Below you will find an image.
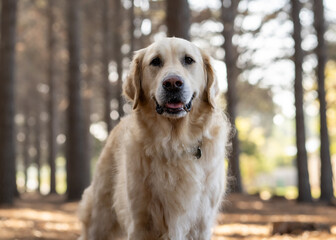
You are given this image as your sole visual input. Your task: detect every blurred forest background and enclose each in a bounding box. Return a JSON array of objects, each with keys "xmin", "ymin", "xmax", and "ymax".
[{"xmin": 0, "ymin": 0, "xmax": 336, "ymax": 206}]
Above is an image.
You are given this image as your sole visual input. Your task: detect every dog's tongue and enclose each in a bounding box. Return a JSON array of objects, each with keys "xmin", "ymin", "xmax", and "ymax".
[{"xmin": 166, "ymin": 103, "xmax": 183, "ymax": 109}]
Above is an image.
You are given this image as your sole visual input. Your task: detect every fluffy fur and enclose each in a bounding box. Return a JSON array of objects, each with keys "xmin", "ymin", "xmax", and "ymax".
[{"xmin": 78, "ymin": 37, "xmax": 230, "ymax": 240}]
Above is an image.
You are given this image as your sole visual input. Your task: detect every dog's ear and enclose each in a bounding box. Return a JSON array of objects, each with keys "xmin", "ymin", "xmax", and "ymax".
[
  {"xmin": 202, "ymin": 51, "xmax": 219, "ymax": 108},
  {"xmin": 123, "ymin": 50, "xmax": 144, "ymax": 109}
]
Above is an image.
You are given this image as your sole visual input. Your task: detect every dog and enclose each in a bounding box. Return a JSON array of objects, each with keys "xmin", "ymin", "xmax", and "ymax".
[{"xmin": 78, "ymin": 37, "xmax": 230, "ymax": 240}]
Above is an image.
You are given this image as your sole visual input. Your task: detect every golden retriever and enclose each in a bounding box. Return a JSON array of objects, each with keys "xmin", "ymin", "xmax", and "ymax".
[{"xmin": 78, "ymin": 37, "xmax": 230, "ymax": 240}]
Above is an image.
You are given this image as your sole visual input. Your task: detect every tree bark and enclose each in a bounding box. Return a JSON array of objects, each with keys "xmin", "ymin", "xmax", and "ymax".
[
  {"xmin": 102, "ymin": 0, "xmax": 112, "ymax": 132},
  {"xmin": 313, "ymin": 0, "xmax": 334, "ymax": 202},
  {"xmin": 82, "ymin": 0, "xmax": 95, "ymax": 191},
  {"xmin": 129, "ymin": 0, "xmax": 135, "ymax": 57},
  {"xmin": 34, "ymin": 111, "xmax": 41, "ymax": 193},
  {"xmin": 47, "ymin": 0, "xmax": 57, "ymax": 194},
  {"xmin": 290, "ymin": 0, "xmax": 312, "ymax": 202},
  {"xmin": 0, "ymin": 0, "xmax": 18, "ymax": 205},
  {"xmin": 23, "ymin": 110, "xmax": 30, "ymax": 192},
  {"xmin": 66, "ymin": 0, "xmax": 90, "ymax": 201},
  {"xmin": 221, "ymin": 0, "xmax": 242, "ymax": 193},
  {"xmin": 111, "ymin": 0, "xmax": 124, "ymax": 120},
  {"xmin": 166, "ymin": 0, "xmax": 190, "ymax": 40}
]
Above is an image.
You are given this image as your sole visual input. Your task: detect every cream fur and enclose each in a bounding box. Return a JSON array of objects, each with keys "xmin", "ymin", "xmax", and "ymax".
[{"xmin": 78, "ymin": 38, "xmax": 230, "ymax": 240}]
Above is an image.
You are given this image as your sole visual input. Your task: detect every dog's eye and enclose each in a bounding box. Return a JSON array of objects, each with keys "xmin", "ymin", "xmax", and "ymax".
[
  {"xmin": 150, "ymin": 57, "xmax": 162, "ymax": 67},
  {"xmin": 184, "ymin": 56, "xmax": 195, "ymax": 65}
]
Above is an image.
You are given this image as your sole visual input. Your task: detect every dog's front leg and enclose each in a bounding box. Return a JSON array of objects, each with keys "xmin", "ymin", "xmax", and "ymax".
[
  {"xmin": 128, "ymin": 230, "xmax": 157, "ymax": 240},
  {"xmin": 125, "ymin": 162, "xmax": 158, "ymax": 240},
  {"xmin": 186, "ymin": 213, "xmax": 214, "ymax": 240},
  {"xmin": 126, "ymin": 189, "xmax": 157, "ymax": 240},
  {"xmin": 187, "ymin": 188, "xmax": 223, "ymax": 240}
]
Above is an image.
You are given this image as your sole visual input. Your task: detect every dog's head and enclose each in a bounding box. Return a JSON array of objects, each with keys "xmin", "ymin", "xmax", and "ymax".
[{"xmin": 123, "ymin": 37, "xmax": 219, "ymax": 118}]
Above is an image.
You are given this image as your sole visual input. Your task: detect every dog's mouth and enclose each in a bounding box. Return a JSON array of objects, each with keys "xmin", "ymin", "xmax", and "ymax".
[{"xmin": 154, "ymin": 94, "xmax": 195, "ymax": 116}]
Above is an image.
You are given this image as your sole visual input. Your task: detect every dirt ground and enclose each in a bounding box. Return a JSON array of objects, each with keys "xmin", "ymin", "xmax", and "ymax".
[{"xmin": 0, "ymin": 193, "xmax": 336, "ymax": 240}]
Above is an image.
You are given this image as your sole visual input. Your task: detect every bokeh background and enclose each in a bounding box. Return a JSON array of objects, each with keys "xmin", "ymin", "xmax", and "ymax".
[
  {"xmin": 0, "ymin": 0, "xmax": 335, "ymax": 217},
  {"xmin": 1, "ymin": 0, "xmax": 336, "ymax": 239}
]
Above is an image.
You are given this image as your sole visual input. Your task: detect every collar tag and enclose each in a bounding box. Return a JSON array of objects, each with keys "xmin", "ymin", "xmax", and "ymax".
[{"xmin": 195, "ymin": 146, "xmax": 202, "ymax": 159}]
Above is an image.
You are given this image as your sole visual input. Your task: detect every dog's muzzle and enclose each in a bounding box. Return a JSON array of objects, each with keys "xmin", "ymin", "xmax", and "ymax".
[{"xmin": 154, "ymin": 93, "xmax": 195, "ymax": 115}]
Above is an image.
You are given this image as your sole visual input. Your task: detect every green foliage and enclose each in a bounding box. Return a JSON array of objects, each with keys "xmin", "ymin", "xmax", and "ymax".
[
  {"xmin": 326, "ymin": 61, "xmax": 336, "ymax": 155},
  {"xmin": 237, "ymin": 117, "xmax": 269, "ymax": 188},
  {"xmin": 237, "ymin": 113, "xmax": 297, "ymax": 192}
]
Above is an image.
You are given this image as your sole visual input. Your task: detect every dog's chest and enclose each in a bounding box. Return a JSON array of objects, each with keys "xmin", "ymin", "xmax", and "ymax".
[
  {"xmin": 149, "ymin": 151, "xmax": 205, "ymax": 191},
  {"xmin": 145, "ymin": 142, "xmax": 208, "ymax": 209},
  {"xmin": 143, "ymin": 138, "xmax": 209, "ymax": 190},
  {"xmin": 142, "ymin": 141, "xmax": 221, "ymax": 238}
]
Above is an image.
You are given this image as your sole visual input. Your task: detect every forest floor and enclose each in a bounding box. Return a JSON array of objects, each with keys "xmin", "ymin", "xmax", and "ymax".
[{"xmin": 0, "ymin": 193, "xmax": 336, "ymax": 240}]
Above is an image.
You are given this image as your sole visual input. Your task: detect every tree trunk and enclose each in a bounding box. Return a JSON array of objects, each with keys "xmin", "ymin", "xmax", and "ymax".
[
  {"xmin": 102, "ymin": 0, "xmax": 112, "ymax": 132},
  {"xmin": 83, "ymin": 0, "xmax": 96, "ymax": 181},
  {"xmin": 82, "ymin": 0, "xmax": 95, "ymax": 183},
  {"xmin": 0, "ymin": 0, "xmax": 18, "ymax": 205},
  {"xmin": 290, "ymin": 0, "xmax": 312, "ymax": 202},
  {"xmin": 111, "ymin": 0, "xmax": 124, "ymax": 120},
  {"xmin": 166, "ymin": 0, "xmax": 190, "ymax": 40},
  {"xmin": 34, "ymin": 112, "xmax": 41, "ymax": 193},
  {"xmin": 66, "ymin": 0, "xmax": 90, "ymax": 201},
  {"xmin": 129, "ymin": 0, "xmax": 135, "ymax": 56},
  {"xmin": 221, "ymin": 0, "xmax": 242, "ymax": 193},
  {"xmin": 47, "ymin": 0, "xmax": 57, "ymax": 194},
  {"xmin": 313, "ymin": 0, "xmax": 334, "ymax": 202},
  {"xmin": 23, "ymin": 111, "xmax": 30, "ymax": 192}
]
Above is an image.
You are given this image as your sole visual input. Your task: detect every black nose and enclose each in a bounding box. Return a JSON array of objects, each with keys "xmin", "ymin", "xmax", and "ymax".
[{"xmin": 162, "ymin": 77, "xmax": 184, "ymax": 91}]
